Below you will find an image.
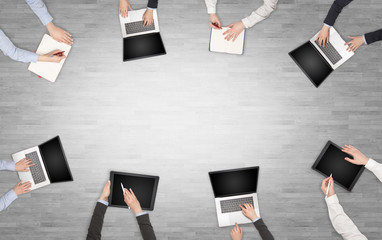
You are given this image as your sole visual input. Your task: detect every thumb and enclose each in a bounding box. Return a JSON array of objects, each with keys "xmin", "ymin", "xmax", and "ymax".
[
  {"xmin": 345, "ymin": 157, "xmax": 355, "ymax": 163},
  {"xmin": 348, "ymin": 36, "xmax": 355, "ymax": 39},
  {"xmin": 227, "ymin": 24, "xmax": 234, "ymax": 28}
]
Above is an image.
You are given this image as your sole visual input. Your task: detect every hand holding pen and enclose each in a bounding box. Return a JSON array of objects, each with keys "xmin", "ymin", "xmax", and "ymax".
[{"xmin": 321, "ymin": 175, "xmax": 335, "ymax": 198}]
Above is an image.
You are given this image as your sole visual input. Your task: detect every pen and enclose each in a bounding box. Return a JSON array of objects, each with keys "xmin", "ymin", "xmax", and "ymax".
[
  {"xmin": 211, "ymin": 22, "xmax": 222, "ymax": 29},
  {"xmin": 326, "ymin": 173, "xmax": 333, "ymax": 197},
  {"xmin": 121, "ymin": 182, "xmax": 125, "ymax": 194},
  {"xmin": 52, "ymin": 51, "xmax": 65, "ymax": 57}
]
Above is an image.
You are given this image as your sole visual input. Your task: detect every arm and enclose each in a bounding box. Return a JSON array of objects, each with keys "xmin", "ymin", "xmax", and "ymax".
[
  {"xmin": 25, "ymin": 0, "xmax": 53, "ymax": 26},
  {"xmin": 0, "ymin": 160, "xmax": 15, "ymax": 171},
  {"xmin": 364, "ymin": 29, "xmax": 382, "ymax": 45},
  {"xmin": 323, "ymin": 0, "xmax": 353, "ymax": 27},
  {"xmin": 253, "ymin": 219, "xmax": 274, "ymax": 240},
  {"xmin": 86, "ymin": 201, "xmax": 108, "ymax": 240},
  {"xmin": 147, "ymin": 0, "xmax": 158, "ymax": 9},
  {"xmin": 241, "ymin": 0, "xmax": 278, "ymax": 28},
  {"xmin": 365, "ymin": 159, "xmax": 382, "ymax": 182},
  {"xmin": 0, "ymin": 29, "xmax": 38, "ymax": 63},
  {"xmin": 0, "ymin": 190, "xmax": 18, "ymax": 212},
  {"xmin": 136, "ymin": 213, "xmax": 157, "ymax": 240},
  {"xmin": 325, "ymin": 195, "xmax": 367, "ymax": 240},
  {"xmin": 205, "ymin": 0, "xmax": 217, "ymax": 14}
]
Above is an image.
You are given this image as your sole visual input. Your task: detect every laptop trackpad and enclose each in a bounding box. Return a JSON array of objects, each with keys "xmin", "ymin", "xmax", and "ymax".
[{"xmin": 229, "ymin": 211, "xmax": 251, "ymax": 225}]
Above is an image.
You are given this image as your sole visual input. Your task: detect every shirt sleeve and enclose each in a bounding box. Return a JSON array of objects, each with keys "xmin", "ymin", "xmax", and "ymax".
[
  {"xmin": 241, "ymin": 0, "xmax": 278, "ymax": 28},
  {"xmin": 205, "ymin": 0, "xmax": 217, "ymax": 14},
  {"xmin": 25, "ymin": 0, "xmax": 53, "ymax": 26},
  {"xmin": 136, "ymin": 212, "xmax": 148, "ymax": 217},
  {"xmin": 97, "ymin": 199, "xmax": 109, "ymax": 206},
  {"xmin": 325, "ymin": 195, "xmax": 367, "ymax": 240},
  {"xmin": 365, "ymin": 158, "xmax": 382, "ymax": 182},
  {"xmin": 323, "ymin": 0, "xmax": 353, "ymax": 27},
  {"xmin": 0, "ymin": 29, "xmax": 39, "ymax": 63},
  {"xmin": 0, "ymin": 160, "xmax": 15, "ymax": 171},
  {"xmin": 0, "ymin": 190, "xmax": 18, "ymax": 212}
]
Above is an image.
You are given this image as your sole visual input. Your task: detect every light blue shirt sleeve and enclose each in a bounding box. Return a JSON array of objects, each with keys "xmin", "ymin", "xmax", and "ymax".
[
  {"xmin": 324, "ymin": 23, "xmax": 331, "ymax": 28},
  {"xmin": 0, "ymin": 190, "xmax": 18, "ymax": 212},
  {"xmin": 363, "ymin": 35, "xmax": 368, "ymax": 45},
  {"xmin": 0, "ymin": 29, "xmax": 39, "ymax": 63},
  {"xmin": 147, "ymin": 7, "xmax": 156, "ymax": 10},
  {"xmin": 252, "ymin": 217, "xmax": 261, "ymax": 223},
  {"xmin": 97, "ymin": 199, "xmax": 109, "ymax": 206},
  {"xmin": 25, "ymin": 0, "xmax": 53, "ymax": 26},
  {"xmin": 135, "ymin": 212, "xmax": 148, "ymax": 217},
  {"xmin": 0, "ymin": 160, "xmax": 15, "ymax": 171}
]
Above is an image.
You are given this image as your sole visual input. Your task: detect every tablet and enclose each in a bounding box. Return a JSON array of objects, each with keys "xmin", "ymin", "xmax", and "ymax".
[
  {"xmin": 109, "ymin": 171, "xmax": 159, "ymax": 210},
  {"xmin": 312, "ymin": 141, "xmax": 365, "ymax": 191}
]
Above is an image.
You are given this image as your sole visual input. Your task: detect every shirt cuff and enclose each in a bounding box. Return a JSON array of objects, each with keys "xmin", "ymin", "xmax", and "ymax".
[
  {"xmin": 147, "ymin": 7, "xmax": 156, "ymax": 10},
  {"xmin": 31, "ymin": 53, "xmax": 39, "ymax": 63},
  {"xmin": 41, "ymin": 15, "xmax": 54, "ymax": 27},
  {"xmin": 325, "ymin": 194, "xmax": 339, "ymax": 204},
  {"xmin": 324, "ymin": 23, "xmax": 331, "ymax": 28},
  {"xmin": 252, "ymin": 217, "xmax": 261, "ymax": 223},
  {"xmin": 207, "ymin": 7, "xmax": 216, "ymax": 14},
  {"xmin": 97, "ymin": 199, "xmax": 109, "ymax": 206},
  {"xmin": 135, "ymin": 211, "xmax": 148, "ymax": 217},
  {"xmin": 241, "ymin": 18, "xmax": 250, "ymax": 29},
  {"xmin": 362, "ymin": 34, "xmax": 368, "ymax": 45},
  {"xmin": 4, "ymin": 161, "xmax": 15, "ymax": 171},
  {"xmin": 7, "ymin": 190, "xmax": 18, "ymax": 202},
  {"xmin": 365, "ymin": 158, "xmax": 377, "ymax": 171}
]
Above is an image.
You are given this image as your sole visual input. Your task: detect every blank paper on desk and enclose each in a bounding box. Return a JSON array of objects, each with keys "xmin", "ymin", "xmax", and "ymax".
[{"xmin": 209, "ymin": 27, "xmax": 245, "ymax": 55}]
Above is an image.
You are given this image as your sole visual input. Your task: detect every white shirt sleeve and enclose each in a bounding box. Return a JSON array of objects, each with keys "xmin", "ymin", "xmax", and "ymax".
[
  {"xmin": 325, "ymin": 195, "xmax": 368, "ymax": 240},
  {"xmin": 241, "ymin": 0, "xmax": 278, "ymax": 28},
  {"xmin": 365, "ymin": 159, "xmax": 382, "ymax": 182},
  {"xmin": 205, "ymin": 0, "xmax": 217, "ymax": 14}
]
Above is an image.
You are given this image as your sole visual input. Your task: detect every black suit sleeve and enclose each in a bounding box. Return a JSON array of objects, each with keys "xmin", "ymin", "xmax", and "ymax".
[
  {"xmin": 86, "ymin": 202, "xmax": 108, "ymax": 240},
  {"xmin": 136, "ymin": 214, "xmax": 157, "ymax": 240},
  {"xmin": 253, "ymin": 218, "xmax": 274, "ymax": 240},
  {"xmin": 365, "ymin": 29, "xmax": 382, "ymax": 44},
  {"xmin": 147, "ymin": 0, "xmax": 158, "ymax": 9},
  {"xmin": 323, "ymin": 0, "xmax": 353, "ymax": 26}
]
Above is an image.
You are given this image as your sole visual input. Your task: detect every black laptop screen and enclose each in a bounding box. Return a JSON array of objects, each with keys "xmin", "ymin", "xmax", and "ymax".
[
  {"xmin": 312, "ymin": 141, "xmax": 364, "ymax": 191},
  {"xmin": 209, "ymin": 167, "xmax": 259, "ymax": 198},
  {"xmin": 39, "ymin": 136, "xmax": 73, "ymax": 183},
  {"xmin": 289, "ymin": 41, "xmax": 333, "ymax": 87},
  {"xmin": 123, "ymin": 33, "xmax": 166, "ymax": 61}
]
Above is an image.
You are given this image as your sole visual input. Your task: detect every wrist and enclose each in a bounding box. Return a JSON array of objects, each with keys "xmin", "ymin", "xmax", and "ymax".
[
  {"xmin": 363, "ymin": 157, "xmax": 369, "ymax": 165},
  {"xmin": 99, "ymin": 195, "xmax": 108, "ymax": 201},
  {"xmin": 132, "ymin": 207, "xmax": 142, "ymax": 215},
  {"xmin": 46, "ymin": 22, "xmax": 55, "ymax": 32}
]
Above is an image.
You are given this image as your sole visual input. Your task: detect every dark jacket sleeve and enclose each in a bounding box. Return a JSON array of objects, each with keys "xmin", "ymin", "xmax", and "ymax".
[
  {"xmin": 365, "ymin": 29, "xmax": 382, "ymax": 45},
  {"xmin": 86, "ymin": 202, "xmax": 108, "ymax": 240},
  {"xmin": 323, "ymin": 0, "xmax": 353, "ymax": 26},
  {"xmin": 147, "ymin": 0, "xmax": 158, "ymax": 9},
  {"xmin": 136, "ymin": 214, "xmax": 157, "ymax": 240},
  {"xmin": 253, "ymin": 218, "xmax": 274, "ymax": 240}
]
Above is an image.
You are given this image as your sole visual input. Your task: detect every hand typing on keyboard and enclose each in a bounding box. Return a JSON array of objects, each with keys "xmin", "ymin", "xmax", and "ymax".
[
  {"xmin": 317, "ymin": 25, "xmax": 330, "ymax": 47},
  {"xmin": 15, "ymin": 158, "xmax": 34, "ymax": 172},
  {"xmin": 13, "ymin": 181, "xmax": 32, "ymax": 195},
  {"xmin": 240, "ymin": 203, "xmax": 258, "ymax": 221},
  {"xmin": 143, "ymin": 9, "xmax": 154, "ymax": 26}
]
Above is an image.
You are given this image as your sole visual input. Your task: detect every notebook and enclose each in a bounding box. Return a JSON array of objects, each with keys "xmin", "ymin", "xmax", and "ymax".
[
  {"xmin": 209, "ymin": 27, "xmax": 245, "ymax": 55},
  {"xmin": 28, "ymin": 34, "xmax": 71, "ymax": 82}
]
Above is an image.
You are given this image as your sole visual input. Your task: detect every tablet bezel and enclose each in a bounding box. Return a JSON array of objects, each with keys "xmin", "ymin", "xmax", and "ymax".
[
  {"xmin": 109, "ymin": 171, "xmax": 159, "ymax": 210},
  {"xmin": 312, "ymin": 140, "xmax": 365, "ymax": 191}
]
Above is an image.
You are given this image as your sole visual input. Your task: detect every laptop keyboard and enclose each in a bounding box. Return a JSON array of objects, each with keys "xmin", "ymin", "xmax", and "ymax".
[
  {"xmin": 25, "ymin": 151, "xmax": 46, "ymax": 185},
  {"xmin": 220, "ymin": 197, "xmax": 254, "ymax": 214},
  {"xmin": 125, "ymin": 21, "xmax": 155, "ymax": 35},
  {"xmin": 314, "ymin": 40, "xmax": 342, "ymax": 65}
]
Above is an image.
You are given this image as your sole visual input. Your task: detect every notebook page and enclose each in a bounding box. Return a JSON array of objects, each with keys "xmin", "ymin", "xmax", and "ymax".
[{"xmin": 209, "ymin": 27, "xmax": 245, "ymax": 55}]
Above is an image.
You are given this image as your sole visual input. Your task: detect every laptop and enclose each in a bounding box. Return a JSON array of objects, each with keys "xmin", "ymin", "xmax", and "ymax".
[
  {"xmin": 12, "ymin": 136, "xmax": 73, "ymax": 191},
  {"xmin": 289, "ymin": 27, "xmax": 354, "ymax": 87},
  {"xmin": 312, "ymin": 141, "xmax": 365, "ymax": 191},
  {"xmin": 119, "ymin": 9, "xmax": 166, "ymax": 61},
  {"xmin": 209, "ymin": 27, "xmax": 245, "ymax": 55},
  {"xmin": 209, "ymin": 166, "xmax": 260, "ymax": 227},
  {"xmin": 109, "ymin": 171, "xmax": 159, "ymax": 210},
  {"xmin": 28, "ymin": 34, "xmax": 71, "ymax": 82}
]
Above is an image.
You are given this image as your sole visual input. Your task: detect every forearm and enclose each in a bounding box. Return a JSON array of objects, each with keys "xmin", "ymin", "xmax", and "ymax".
[
  {"xmin": 147, "ymin": 0, "xmax": 158, "ymax": 9},
  {"xmin": 253, "ymin": 218, "xmax": 274, "ymax": 240},
  {"xmin": 136, "ymin": 214, "xmax": 157, "ymax": 240},
  {"xmin": 25, "ymin": 0, "xmax": 53, "ymax": 26},
  {"xmin": 205, "ymin": 0, "xmax": 217, "ymax": 14},
  {"xmin": 325, "ymin": 195, "xmax": 367, "ymax": 240},
  {"xmin": 364, "ymin": 29, "xmax": 382, "ymax": 45},
  {"xmin": 86, "ymin": 201, "xmax": 108, "ymax": 240},
  {"xmin": 365, "ymin": 158, "xmax": 382, "ymax": 182},
  {"xmin": 241, "ymin": 0, "xmax": 278, "ymax": 28},
  {"xmin": 0, "ymin": 30, "xmax": 38, "ymax": 63},
  {"xmin": 0, "ymin": 190, "xmax": 18, "ymax": 212},
  {"xmin": 323, "ymin": 0, "xmax": 353, "ymax": 26}
]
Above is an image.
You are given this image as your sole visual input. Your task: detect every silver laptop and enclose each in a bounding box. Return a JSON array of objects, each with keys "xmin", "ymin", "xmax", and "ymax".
[
  {"xmin": 12, "ymin": 136, "xmax": 73, "ymax": 191},
  {"xmin": 119, "ymin": 8, "xmax": 160, "ymax": 38},
  {"xmin": 209, "ymin": 166, "xmax": 260, "ymax": 227}
]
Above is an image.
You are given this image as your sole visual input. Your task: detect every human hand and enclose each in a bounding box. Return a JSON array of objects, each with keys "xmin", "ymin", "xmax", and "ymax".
[
  {"xmin": 99, "ymin": 180, "xmax": 111, "ymax": 201},
  {"xmin": 223, "ymin": 22, "xmax": 245, "ymax": 42},
  {"xmin": 123, "ymin": 188, "xmax": 142, "ymax": 215},
  {"xmin": 230, "ymin": 223, "xmax": 243, "ymax": 240},
  {"xmin": 209, "ymin": 13, "xmax": 221, "ymax": 29},
  {"xmin": 13, "ymin": 181, "xmax": 32, "ymax": 195},
  {"xmin": 38, "ymin": 50, "xmax": 66, "ymax": 63},
  {"xmin": 119, "ymin": 0, "xmax": 132, "ymax": 18},
  {"xmin": 240, "ymin": 203, "xmax": 258, "ymax": 221},
  {"xmin": 342, "ymin": 145, "xmax": 369, "ymax": 165},
  {"xmin": 46, "ymin": 22, "xmax": 72, "ymax": 45},
  {"xmin": 143, "ymin": 9, "xmax": 154, "ymax": 26},
  {"xmin": 15, "ymin": 158, "xmax": 34, "ymax": 172},
  {"xmin": 317, "ymin": 25, "xmax": 330, "ymax": 47},
  {"xmin": 321, "ymin": 176, "xmax": 335, "ymax": 197},
  {"xmin": 345, "ymin": 36, "xmax": 364, "ymax": 52}
]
